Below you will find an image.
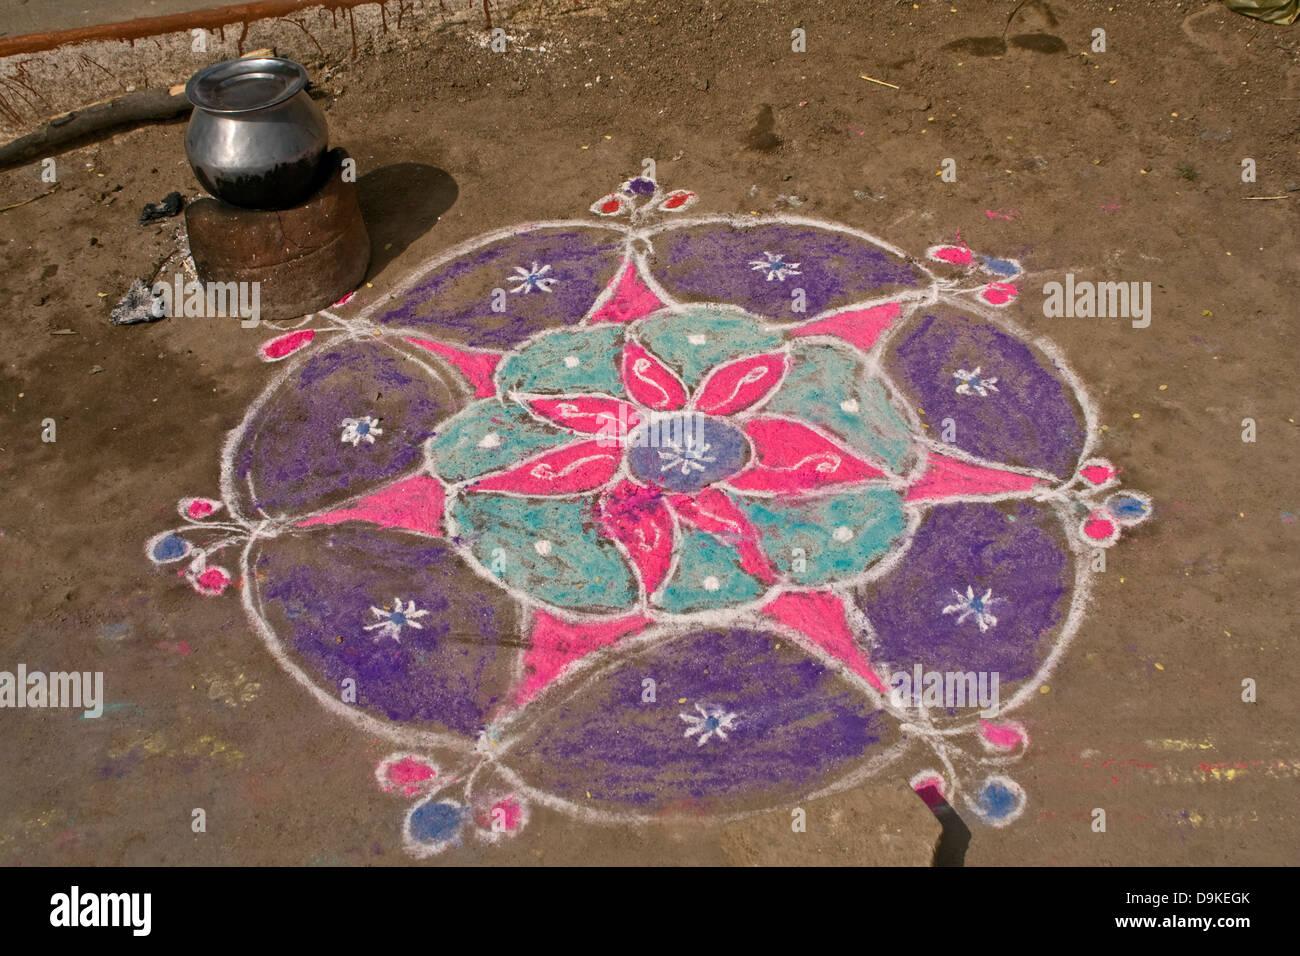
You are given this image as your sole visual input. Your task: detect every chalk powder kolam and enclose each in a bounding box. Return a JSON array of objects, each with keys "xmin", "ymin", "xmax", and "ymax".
[{"xmin": 146, "ymin": 177, "xmax": 1151, "ymax": 856}]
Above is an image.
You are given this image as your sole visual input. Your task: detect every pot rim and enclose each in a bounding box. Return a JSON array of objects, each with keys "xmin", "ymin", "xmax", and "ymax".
[{"xmin": 185, "ymin": 57, "xmax": 310, "ymax": 114}]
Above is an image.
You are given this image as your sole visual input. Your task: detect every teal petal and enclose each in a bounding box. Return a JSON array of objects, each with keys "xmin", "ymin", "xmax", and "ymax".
[
  {"xmin": 428, "ymin": 400, "xmax": 569, "ymax": 484},
  {"xmin": 655, "ymin": 529, "xmax": 764, "ymax": 614},
  {"xmin": 449, "ymin": 494, "xmax": 637, "ymax": 612},
  {"xmin": 764, "ymin": 341, "xmax": 916, "ymax": 473},
  {"xmin": 635, "ymin": 307, "xmax": 784, "ymax": 388},
  {"xmin": 735, "ymin": 488, "xmax": 908, "ymax": 587},
  {"xmin": 496, "ymin": 326, "xmax": 626, "ymax": 397}
]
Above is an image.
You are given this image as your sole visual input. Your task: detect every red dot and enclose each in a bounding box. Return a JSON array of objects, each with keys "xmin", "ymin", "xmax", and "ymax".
[{"xmin": 601, "ymin": 199, "xmax": 621, "ymax": 214}]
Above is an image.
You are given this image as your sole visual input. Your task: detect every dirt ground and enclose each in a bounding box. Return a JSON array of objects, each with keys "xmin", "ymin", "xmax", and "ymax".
[{"xmin": 0, "ymin": 0, "xmax": 1297, "ymax": 866}]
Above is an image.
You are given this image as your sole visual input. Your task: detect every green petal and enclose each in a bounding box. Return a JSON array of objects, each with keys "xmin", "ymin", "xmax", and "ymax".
[
  {"xmin": 764, "ymin": 341, "xmax": 916, "ymax": 473},
  {"xmin": 735, "ymin": 488, "xmax": 907, "ymax": 587},
  {"xmin": 427, "ymin": 399, "xmax": 570, "ymax": 484},
  {"xmin": 450, "ymin": 494, "xmax": 637, "ymax": 612},
  {"xmin": 496, "ymin": 326, "xmax": 626, "ymax": 397},
  {"xmin": 655, "ymin": 528, "xmax": 764, "ymax": 614},
  {"xmin": 635, "ymin": 307, "xmax": 784, "ymax": 388}
]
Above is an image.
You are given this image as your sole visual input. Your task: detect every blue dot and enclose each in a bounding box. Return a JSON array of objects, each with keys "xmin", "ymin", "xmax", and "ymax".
[
  {"xmin": 409, "ymin": 801, "xmax": 463, "ymax": 845},
  {"xmin": 976, "ymin": 780, "xmax": 1021, "ymax": 820},
  {"xmin": 1108, "ymin": 496, "xmax": 1149, "ymax": 520},
  {"xmin": 704, "ymin": 716, "xmax": 720, "ymax": 732},
  {"xmin": 979, "ymin": 255, "xmax": 1019, "ymax": 277},
  {"xmin": 152, "ymin": 534, "xmax": 189, "ymax": 562},
  {"xmin": 626, "ymin": 414, "xmax": 749, "ymax": 492},
  {"xmin": 390, "ymin": 611, "xmax": 407, "ymax": 626},
  {"xmin": 356, "ymin": 421, "xmax": 370, "ymax": 435}
]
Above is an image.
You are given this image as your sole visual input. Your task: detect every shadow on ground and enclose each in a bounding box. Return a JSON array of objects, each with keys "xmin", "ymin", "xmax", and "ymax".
[{"xmin": 356, "ymin": 163, "xmax": 457, "ymax": 278}]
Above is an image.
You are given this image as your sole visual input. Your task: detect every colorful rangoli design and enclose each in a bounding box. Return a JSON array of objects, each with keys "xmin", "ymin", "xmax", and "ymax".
[{"xmin": 146, "ymin": 177, "xmax": 1152, "ymax": 856}]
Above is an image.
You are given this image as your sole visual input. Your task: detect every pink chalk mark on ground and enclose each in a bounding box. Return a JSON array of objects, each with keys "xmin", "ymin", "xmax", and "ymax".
[
  {"xmin": 669, "ymin": 488, "xmax": 776, "ymax": 585},
  {"xmin": 155, "ymin": 640, "xmax": 193, "ymax": 656},
  {"xmin": 475, "ymin": 796, "xmax": 526, "ymax": 831},
  {"xmin": 730, "ymin": 418, "xmax": 885, "ymax": 493},
  {"xmin": 905, "ymin": 452, "xmax": 1042, "ymax": 501},
  {"xmin": 931, "ymin": 246, "xmax": 974, "ymax": 266},
  {"xmin": 1084, "ymin": 513, "xmax": 1117, "ymax": 541},
  {"xmin": 516, "ymin": 610, "xmax": 652, "ymax": 705},
  {"xmin": 693, "ymin": 352, "xmax": 788, "ymax": 415},
  {"xmin": 790, "ymin": 300, "xmax": 902, "ymax": 351},
  {"xmin": 982, "ymin": 281, "xmax": 1018, "ymax": 305},
  {"xmin": 406, "ymin": 338, "xmax": 502, "ymax": 398},
  {"xmin": 298, "ymin": 475, "xmax": 446, "ymax": 536},
  {"xmin": 383, "ymin": 756, "xmax": 438, "ymax": 796},
  {"xmin": 185, "ymin": 498, "xmax": 217, "ymax": 519},
  {"xmin": 260, "ymin": 328, "xmax": 316, "ymax": 361},
  {"xmin": 470, "ymin": 440, "xmax": 621, "ymax": 495},
  {"xmin": 1080, "ymin": 463, "xmax": 1116, "ymax": 485},
  {"xmin": 622, "ymin": 341, "xmax": 688, "ymax": 410},
  {"xmin": 762, "ymin": 590, "xmax": 888, "ymax": 692},
  {"xmin": 980, "ymin": 720, "xmax": 1027, "ymax": 751},
  {"xmin": 191, "ymin": 566, "xmax": 230, "ymax": 596},
  {"xmin": 985, "ymin": 209, "xmax": 1021, "ymax": 221},
  {"xmin": 589, "ymin": 260, "xmax": 664, "ymax": 324}
]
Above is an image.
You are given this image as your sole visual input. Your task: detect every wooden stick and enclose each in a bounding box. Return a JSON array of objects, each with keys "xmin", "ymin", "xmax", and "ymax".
[{"xmin": 859, "ymin": 74, "xmax": 900, "ymax": 90}]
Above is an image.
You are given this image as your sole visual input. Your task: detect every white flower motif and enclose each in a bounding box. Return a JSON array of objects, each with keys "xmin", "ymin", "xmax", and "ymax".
[
  {"xmin": 941, "ymin": 585, "xmax": 1003, "ymax": 632},
  {"xmin": 748, "ymin": 251, "xmax": 802, "ymax": 282},
  {"xmin": 657, "ymin": 432, "xmax": 717, "ymax": 476},
  {"xmin": 509, "ymin": 262, "xmax": 557, "ymax": 293},
  {"xmin": 680, "ymin": 703, "xmax": 739, "ymax": 747},
  {"xmin": 954, "ymin": 367, "xmax": 999, "ymax": 397},
  {"xmin": 364, "ymin": 597, "xmax": 429, "ymax": 643},
  {"xmin": 341, "ymin": 416, "xmax": 383, "ymax": 446}
]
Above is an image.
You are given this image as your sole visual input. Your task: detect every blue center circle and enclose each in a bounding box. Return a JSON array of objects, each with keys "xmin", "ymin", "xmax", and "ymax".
[{"xmin": 626, "ymin": 413, "xmax": 750, "ymax": 493}]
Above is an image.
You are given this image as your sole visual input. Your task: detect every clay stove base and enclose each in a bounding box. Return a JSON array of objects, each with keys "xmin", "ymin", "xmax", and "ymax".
[{"xmin": 185, "ymin": 147, "xmax": 369, "ymax": 322}]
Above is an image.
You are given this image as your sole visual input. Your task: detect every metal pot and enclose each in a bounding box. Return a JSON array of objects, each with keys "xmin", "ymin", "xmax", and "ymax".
[{"xmin": 184, "ymin": 57, "xmax": 328, "ymax": 210}]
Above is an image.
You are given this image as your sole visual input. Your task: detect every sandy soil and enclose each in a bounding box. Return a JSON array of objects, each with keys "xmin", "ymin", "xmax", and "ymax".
[{"xmin": 0, "ymin": 0, "xmax": 1297, "ymax": 865}]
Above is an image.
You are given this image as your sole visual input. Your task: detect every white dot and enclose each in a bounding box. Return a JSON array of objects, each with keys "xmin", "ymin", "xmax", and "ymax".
[
  {"xmin": 687, "ymin": 334, "xmax": 708, "ymax": 345},
  {"xmin": 702, "ymin": 575, "xmax": 721, "ymax": 591},
  {"xmin": 477, "ymin": 431, "xmax": 502, "ymax": 449},
  {"xmin": 840, "ymin": 399, "xmax": 860, "ymax": 414},
  {"xmin": 833, "ymin": 526, "xmax": 854, "ymax": 542},
  {"xmin": 563, "ymin": 355, "xmax": 581, "ymax": 368},
  {"xmin": 534, "ymin": 540, "xmax": 553, "ymax": 556}
]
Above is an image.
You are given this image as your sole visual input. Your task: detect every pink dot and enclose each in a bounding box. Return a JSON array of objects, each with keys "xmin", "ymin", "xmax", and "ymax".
[
  {"xmin": 1080, "ymin": 465, "xmax": 1114, "ymax": 485},
  {"xmin": 1084, "ymin": 515, "xmax": 1116, "ymax": 540},
  {"xmin": 933, "ymin": 245, "xmax": 973, "ymax": 265},
  {"xmin": 196, "ymin": 568, "xmax": 229, "ymax": 593},
  {"xmin": 188, "ymin": 500, "xmax": 214, "ymax": 519}
]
